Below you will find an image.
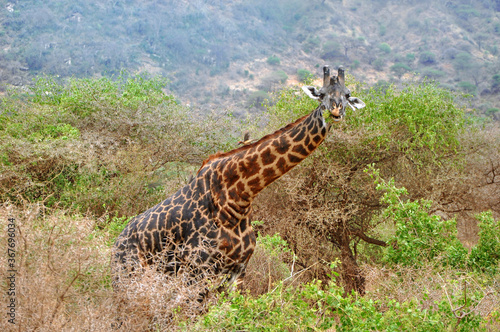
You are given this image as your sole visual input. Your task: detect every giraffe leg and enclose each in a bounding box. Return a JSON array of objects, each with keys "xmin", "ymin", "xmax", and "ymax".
[{"xmin": 232, "ymin": 267, "xmax": 247, "ymax": 291}]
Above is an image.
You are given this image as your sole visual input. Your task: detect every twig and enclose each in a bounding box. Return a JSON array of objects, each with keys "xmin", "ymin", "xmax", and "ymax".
[
  {"xmin": 438, "ymin": 273, "xmax": 495, "ymax": 332},
  {"xmin": 268, "ymin": 259, "xmax": 272, "ymax": 293},
  {"xmin": 269, "ymin": 261, "xmax": 321, "ymax": 294},
  {"xmin": 47, "ymin": 260, "xmax": 83, "ymax": 328}
]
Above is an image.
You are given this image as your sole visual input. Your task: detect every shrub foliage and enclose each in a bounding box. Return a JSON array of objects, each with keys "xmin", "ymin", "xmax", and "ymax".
[
  {"xmin": 1, "ymin": 74, "xmax": 498, "ymax": 330},
  {"xmin": 0, "ymin": 74, "xmax": 236, "ymax": 216}
]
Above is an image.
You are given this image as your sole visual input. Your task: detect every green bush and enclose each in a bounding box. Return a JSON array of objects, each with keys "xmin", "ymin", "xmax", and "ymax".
[
  {"xmin": 257, "ymin": 232, "xmax": 291, "ymax": 256},
  {"xmin": 321, "ymin": 41, "xmax": 342, "ymax": 59},
  {"xmin": 0, "ymin": 74, "xmax": 236, "ymax": 216},
  {"xmin": 264, "ymin": 85, "xmax": 319, "ymax": 128},
  {"xmin": 468, "ymin": 212, "xmax": 500, "ymax": 274},
  {"xmin": 457, "ymin": 81, "xmax": 476, "ymax": 95},
  {"xmin": 247, "ymin": 90, "xmax": 269, "ymax": 108},
  {"xmin": 367, "ymin": 166, "xmax": 500, "ymax": 274},
  {"xmin": 420, "ymin": 68, "xmax": 446, "ymax": 79},
  {"xmin": 453, "ymin": 52, "xmax": 473, "ymax": 72},
  {"xmin": 379, "ymin": 42, "xmax": 391, "ymax": 54},
  {"xmin": 270, "ymin": 70, "xmax": 288, "ymax": 84},
  {"xmin": 366, "ymin": 166, "xmax": 468, "ymax": 268},
  {"xmin": 390, "ymin": 63, "xmax": 411, "ymax": 78},
  {"xmin": 351, "ymin": 81, "xmax": 468, "ymax": 166},
  {"xmin": 0, "ymin": 107, "xmax": 80, "ymax": 143},
  {"xmin": 373, "ymin": 58, "xmax": 385, "ymax": 71},
  {"xmin": 29, "ymin": 73, "xmax": 175, "ymax": 118},
  {"xmin": 419, "ymin": 51, "xmax": 437, "ymax": 65},
  {"xmin": 406, "ymin": 53, "xmax": 416, "ymax": 62},
  {"xmin": 266, "ymin": 55, "xmax": 281, "ymax": 66},
  {"xmin": 193, "ymin": 279, "xmax": 485, "ymax": 331},
  {"xmin": 296, "ymin": 68, "xmax": 313, "ymax": 82}
]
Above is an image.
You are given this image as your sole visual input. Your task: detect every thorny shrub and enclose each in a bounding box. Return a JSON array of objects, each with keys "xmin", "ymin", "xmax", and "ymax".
[
  {"xmin": 0, "ymin": 202, "xmax": 217, "ymax": 331},
  {"xmin": 1, "ymin": 201, "xmax": 497, "ymax": 331},
  {"xmin": 0, "ymin": 202, "xmax": 115, "ymax": 331},
  {"xmin": 0, "ymin": 74, "xmax": 237, "ymax": 217},
  {"xmin": 111, "ymin": 261, "xmax": 219, "ymax": 331},
  {"xmin": 252, "ymin": 77, "xmax": 498, "ymax": 295},
  {"xmin": 242, "ymin": 227, "xmax": 294, "ymax": 296}
]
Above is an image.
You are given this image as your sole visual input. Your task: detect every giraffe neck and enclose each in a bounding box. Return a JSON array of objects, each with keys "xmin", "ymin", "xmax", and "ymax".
[
  {"xmin": 245, "ymin": 107, "xmax": 329, "ymax": 193},
  {"xmin": 198, "ymin": 107, "xmax": 329, "ymax": 223}
]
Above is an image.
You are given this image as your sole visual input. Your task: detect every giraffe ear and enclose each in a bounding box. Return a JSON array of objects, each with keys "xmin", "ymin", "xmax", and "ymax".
[
  {"xmin": 347, "ymin": 97, "xmax": 366, "ymax": 110},
  {"xmin": 302, "ymin": 86, "xmax": 321, "ymax": 100}
]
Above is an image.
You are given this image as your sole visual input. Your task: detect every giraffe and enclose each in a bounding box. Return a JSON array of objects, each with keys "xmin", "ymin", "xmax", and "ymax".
[{"xmin": 111, "ymin": 66, "xmax": 365, "ymax": 295}]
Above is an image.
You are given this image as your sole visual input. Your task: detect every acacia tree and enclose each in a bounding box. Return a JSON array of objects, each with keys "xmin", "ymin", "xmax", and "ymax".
[
  {"xmin": 252, "ymin": 78, "xmax": 496, "ymax": 295},
  {"xmin": 390, "ymin": 63, "xmax": 411, "ymax": 79}
]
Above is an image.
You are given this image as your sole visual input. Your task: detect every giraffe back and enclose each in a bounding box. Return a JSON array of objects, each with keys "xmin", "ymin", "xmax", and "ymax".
[{"xmin": 111, "ymin": 162, "xmax": 256, "ymax": 291}]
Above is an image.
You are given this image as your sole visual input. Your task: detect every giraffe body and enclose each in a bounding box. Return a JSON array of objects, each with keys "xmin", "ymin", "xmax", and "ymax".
[{"xmin": 111, "ymin": 66, "xmax": 365, "ymax": 292}]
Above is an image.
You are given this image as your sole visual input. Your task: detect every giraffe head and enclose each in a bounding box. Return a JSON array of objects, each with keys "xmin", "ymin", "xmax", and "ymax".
[{"xmin": 302, "ymin": 66, "xmax": 365, "ymax": 122}]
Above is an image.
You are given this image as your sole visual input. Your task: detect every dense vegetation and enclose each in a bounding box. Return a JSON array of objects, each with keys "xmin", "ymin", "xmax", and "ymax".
[
  {"xmin": 1, "ymin": 0, "xmax": 500, "ymax": 118},
  {"xmin": 0, "ymin": 74, "xmax": 498, "ymax": 330},
  {"xmin": 0, "ymin": 73, "xmax": 237, "ymax": 217}
]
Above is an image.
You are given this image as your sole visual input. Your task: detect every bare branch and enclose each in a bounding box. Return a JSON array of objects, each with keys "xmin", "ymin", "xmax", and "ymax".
[{"xmin": 353, "ymin": 230, "xmax": 387, "ymax": 247}]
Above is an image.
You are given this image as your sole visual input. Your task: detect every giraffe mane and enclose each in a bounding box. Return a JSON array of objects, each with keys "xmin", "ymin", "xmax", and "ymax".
[{"xmin": 197, "ymin": 112, "xmax": 311, "ymax": 174}]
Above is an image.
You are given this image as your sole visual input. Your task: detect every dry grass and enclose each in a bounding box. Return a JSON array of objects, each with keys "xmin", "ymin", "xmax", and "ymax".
[
  {"xmin": 0, "ymin": 202, "xmax": 217, "ymax": 332},
  {"xmin": 242, "ymin": 238, "xmax": 294, "ymax": 297},
  {"xmin": 111, "ymin": 267, "xmax": 218, "ymax": 331},
  {"xmin": 0, "ymin": 202, "xmax": 112, "ymax": 331}
]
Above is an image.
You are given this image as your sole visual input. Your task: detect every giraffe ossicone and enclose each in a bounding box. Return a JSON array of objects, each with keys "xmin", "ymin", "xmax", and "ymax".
[{"xmin": 111, "ymin": 65, "xmax": 365, "ymax": 296}]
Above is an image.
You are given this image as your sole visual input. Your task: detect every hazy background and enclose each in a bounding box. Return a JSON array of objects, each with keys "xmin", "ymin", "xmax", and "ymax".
[{"xmin": 2, "ymin": 0, "xmax": 500, "ymax": 118}]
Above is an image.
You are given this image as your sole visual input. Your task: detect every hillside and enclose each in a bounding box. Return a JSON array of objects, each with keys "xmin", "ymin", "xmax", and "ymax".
[{"xmin": 1, "ymin": 0, "xmax": 500, "ymax": 118}]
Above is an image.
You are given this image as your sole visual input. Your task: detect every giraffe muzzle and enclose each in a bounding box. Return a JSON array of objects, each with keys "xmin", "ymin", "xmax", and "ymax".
[{"xmin": 330, "ymin": 109, "xmax": 343, "ymax": 121}]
